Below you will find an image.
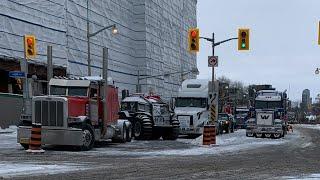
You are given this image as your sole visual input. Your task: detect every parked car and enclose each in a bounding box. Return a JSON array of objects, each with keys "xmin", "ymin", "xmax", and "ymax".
[{"xmin": 218, "ymin": 113, "xmax": 235, "ymax": 134}]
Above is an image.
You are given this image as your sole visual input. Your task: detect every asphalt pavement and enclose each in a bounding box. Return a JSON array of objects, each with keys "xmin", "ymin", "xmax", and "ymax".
[{"xmin": 0, "ymin": 126, "xmax": 319, "ymax": 180}]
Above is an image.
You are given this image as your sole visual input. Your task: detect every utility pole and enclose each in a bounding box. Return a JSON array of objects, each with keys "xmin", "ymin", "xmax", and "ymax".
[
  {"xmin": 102, "ymin": 47, "xmax": 108, "ymax": 136},
  {"xmin": 47, "ymin": 45, "xmax": 53, "ymax": 94},
  {"xmin": 211, "ymin": 33, "xmax": 215, "ymax": 98},
  {"xmin": 87, "ymin": 0, "xmax": 91, "ymax": 76}
]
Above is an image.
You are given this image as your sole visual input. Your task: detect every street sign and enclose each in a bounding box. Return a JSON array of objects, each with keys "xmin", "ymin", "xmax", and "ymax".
[
  {"xmin": 9, "ymin": 71, "xmax": 26, "ymax": 78},
  {"xmin": 208, "ymin": 56, "xmax": 218, "ymax": 67}
]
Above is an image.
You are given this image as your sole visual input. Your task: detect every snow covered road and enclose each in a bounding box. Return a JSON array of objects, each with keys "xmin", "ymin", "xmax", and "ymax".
[{"xmin": 0, "ymin": 125, "xmax": 319, "ymax": 179}]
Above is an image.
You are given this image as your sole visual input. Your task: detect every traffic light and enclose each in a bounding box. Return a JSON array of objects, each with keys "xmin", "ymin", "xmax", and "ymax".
[
  {"xmin": 238, "ymin": 29, "xmax": 250, "ymax": 50},
  {"xmin": 188, "ymin": 28, "xmax": 199, "ymax": 52},
  {"xmin": 24, "ymin": 35, "xmax": 37, "ymax": 59}
]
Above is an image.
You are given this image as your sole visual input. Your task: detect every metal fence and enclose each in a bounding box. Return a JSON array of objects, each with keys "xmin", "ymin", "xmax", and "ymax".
[{"xmin": 0, "ymin": 93, "xmax": 23, "ymax": 128}]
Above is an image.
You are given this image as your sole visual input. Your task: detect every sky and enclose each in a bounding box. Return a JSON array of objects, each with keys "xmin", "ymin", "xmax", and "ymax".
[{"xmin": 197, "ymin": 0, "xmax": 320, "ymax": 102}]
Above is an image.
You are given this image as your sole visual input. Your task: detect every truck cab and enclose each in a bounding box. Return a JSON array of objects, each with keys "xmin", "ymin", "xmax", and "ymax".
[
  {"xmin": 18, "ymin": 76, "xmax": 131, "ymax": 150},
  {"xmin": 249, "ymin": 90, "xmax": 287, "ymax": 138},
  {"xmin": 174, "ymin": 79, "xmax": 210, "ymax": 138}
]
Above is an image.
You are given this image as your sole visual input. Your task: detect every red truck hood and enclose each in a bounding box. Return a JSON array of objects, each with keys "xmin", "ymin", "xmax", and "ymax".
[{"xmin": 67, "ymin": 96, "xmax": 89, "ymax": 117}]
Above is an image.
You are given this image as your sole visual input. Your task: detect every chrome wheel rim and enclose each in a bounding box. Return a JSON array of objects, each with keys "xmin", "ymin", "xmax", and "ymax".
[{"xmin": 82, "ymin": 129, "xmax": 92, "ymax": 147}]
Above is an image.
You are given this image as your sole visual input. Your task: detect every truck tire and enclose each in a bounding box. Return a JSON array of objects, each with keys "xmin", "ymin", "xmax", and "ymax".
[
  {"xmin": 255, "ymin": 133, "xmax": 263, "ymax": 138},
  {"xmin": 246, "ymin": 132, "xmax": 254, "ymax": 137},
  {"xmin": 273, "ymin": 133, "xmax": 281, "ymax": 139},
  {"xmin": 265, "ymin": 133, "xmax": 272, "ymax": 138},
  {"xmin": 133, "ymin": 115, "xmax": 152, "ymax": 140},
  {"xmin": 80, "ymin": 124, "xmax": 95, "ymax": 151}
]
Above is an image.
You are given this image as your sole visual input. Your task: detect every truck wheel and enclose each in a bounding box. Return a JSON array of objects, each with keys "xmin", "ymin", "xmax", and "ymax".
[
  {"xmin": 273, "ymin": 133, "xmax": 281, "ymax": 139},
  {"xmin": 265, "ymin": 133, "xmax": 272, "ymax": 138},
  {"xmin": 246, "ymin": 132, "xmax": 254, "ymax": 137},
  {"xmin": 80, "ymin": 124, "xmax": 95, "ymax": 151},
  {"xmin": 134, "ymin": 115, "xmax": 152, "ymax": 140},
  {"xmin": 255, "ymin": 133, "xmax": 263, "ymax": 138}
]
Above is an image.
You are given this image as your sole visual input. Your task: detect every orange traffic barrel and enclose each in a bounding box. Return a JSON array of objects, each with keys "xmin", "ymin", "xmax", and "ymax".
[
  {"xmin": 203, "ymin": 125, "xmax": 212, "ymax": 145},
  {"xmin": 26, "ymin": 123, "xmax": 44, "ymax": 153},
  {"xmin": 210, "ymin": 125, "xmax": 216, "ymax": 145}
]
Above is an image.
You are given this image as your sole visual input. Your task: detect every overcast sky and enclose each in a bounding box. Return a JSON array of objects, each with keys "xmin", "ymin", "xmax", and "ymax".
[{"xmin": 197, "ymin": 0, "xmax": 320, "ymax": 102}]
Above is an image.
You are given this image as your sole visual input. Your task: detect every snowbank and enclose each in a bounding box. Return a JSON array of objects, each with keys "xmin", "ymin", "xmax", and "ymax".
[
  {"xmin": 0, "ymin": 126, "xmax": 20, "ymax": 149},
  {"xmin": 295, "ymin": 124, "xmax": 320, "ymax": 131},
  {"xmin": 0, "ymin": 125, "xmax": 17, "ymax": 133}
]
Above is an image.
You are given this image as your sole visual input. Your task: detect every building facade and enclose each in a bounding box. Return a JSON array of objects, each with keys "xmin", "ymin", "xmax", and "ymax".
[
  {"xmin": 301, "ymin": 89, "xmax": 311, "ymax": 111},
  {"xmin": 0, "ymin": 0, "xmax": 197, "ymax": 99}
]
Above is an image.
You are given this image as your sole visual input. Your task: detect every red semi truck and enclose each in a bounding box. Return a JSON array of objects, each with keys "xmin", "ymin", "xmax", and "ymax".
[{"xmin": 17, "ymin": 76, "xmax": 131, "ymax": 150}]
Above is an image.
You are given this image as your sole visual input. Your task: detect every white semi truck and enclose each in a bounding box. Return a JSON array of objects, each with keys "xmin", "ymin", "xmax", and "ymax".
[
  {"xmin": 246, "ymin": 90, "xmax": 287, "ymax": 138},
  {"xmin": 174, "ymin": 79, "xmax": 213, "ymax": 138}
]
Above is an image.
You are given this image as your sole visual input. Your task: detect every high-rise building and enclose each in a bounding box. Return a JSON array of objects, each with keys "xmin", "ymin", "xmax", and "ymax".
[
  {"xmin": 301, "ymin": 89, "xmax": 311, "ymax": 111},
  {"xmin": 0, "ymin": 0, "xmax": 197, "ymax": 99}
]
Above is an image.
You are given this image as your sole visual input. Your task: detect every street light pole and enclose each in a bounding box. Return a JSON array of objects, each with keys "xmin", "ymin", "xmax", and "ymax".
[
  {"xmin": 211, "ymin": 33, "xmax": 215, "ymax": 97},
  {"xmin": 86, "ymin": 0, "xmax": 117, "ymax": 76}
]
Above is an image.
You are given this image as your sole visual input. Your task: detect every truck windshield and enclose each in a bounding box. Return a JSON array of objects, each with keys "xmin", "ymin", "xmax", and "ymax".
[
  {"xmin": 175, "ymin": 98, "xmax": 207, "ymax": 108},
  {"xmin": 69, "ymin": 87, "xmax": 88, "ymax": 96},
  {"xmin": 50, "ymin": 86, "xmax": 67, "ymax": 95},
  {"xmin": 218, "ymin": 114, "xmax": 229, "ymax": 120},
  {"xmin": 50, "ymin": 86, "xmax": 88, "ymax": 96},
  {"xmin": 255, "ymin": 101, "xmax": 282, "ymax": 109}
]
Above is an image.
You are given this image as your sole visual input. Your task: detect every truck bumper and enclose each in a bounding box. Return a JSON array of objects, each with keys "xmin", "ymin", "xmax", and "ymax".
[
  {"xmin": 179, "ymin": 127, "xmax": 202, "ymax": 135},
  {"xmin": 17, "ymin": 126, "xmax": 83, "ymax": 146}
]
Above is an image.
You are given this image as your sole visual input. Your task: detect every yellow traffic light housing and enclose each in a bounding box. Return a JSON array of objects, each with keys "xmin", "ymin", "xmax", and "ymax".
[
  {"xmin": 238, "ymin": 29, "xmax": 250, "ymax": 51},
  {"xmin": 188, "ymin": 28, "xmax": 199, "ymax": 52},
  {"xmin": 24, "ymin": 35, "xmax": 37, "ymax": 59}
]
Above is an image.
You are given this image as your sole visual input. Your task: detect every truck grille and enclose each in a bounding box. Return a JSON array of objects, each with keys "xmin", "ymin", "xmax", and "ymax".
[{"xmin": 34, "ymin": 100, "xmax": 64, "ymax": 127}]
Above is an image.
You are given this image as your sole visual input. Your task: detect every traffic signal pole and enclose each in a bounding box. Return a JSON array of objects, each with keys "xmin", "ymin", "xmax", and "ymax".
[
  {"xmin": 200, "ymin": 33, "xmax": 238, "ymax": 125},
  {"xmin": 21, "ymin": 39, "xmax": 31, "ymax": 120}
]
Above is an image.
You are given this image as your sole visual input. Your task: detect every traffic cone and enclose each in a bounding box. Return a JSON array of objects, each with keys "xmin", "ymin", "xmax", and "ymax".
[{"xmin": 26, "ymin": 123, "xmax": 45, "ymax": 153}]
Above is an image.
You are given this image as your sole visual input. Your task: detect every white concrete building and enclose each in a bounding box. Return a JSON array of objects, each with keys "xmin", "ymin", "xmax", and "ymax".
[{"xmin": 0, "ymin": 0, "xmax": 197, "ymax": 99}]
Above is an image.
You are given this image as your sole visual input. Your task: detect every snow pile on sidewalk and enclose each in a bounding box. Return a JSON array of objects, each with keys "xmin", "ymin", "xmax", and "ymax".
[
  {"xmin": 0, "ymin": 125, "xmax": 17, "ymax": 133},
  {"xmin": 0, "ymin": 161, "xmax": 90, "ymax": 178},
  {"xmin": 295, "ymin": 124, "xmax": 320, "ymax": 131},
  {"xmin": 0, "ymin": 126, "xmax": 19, "ymax": 149}
]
